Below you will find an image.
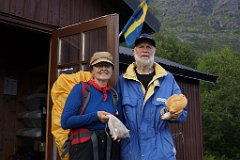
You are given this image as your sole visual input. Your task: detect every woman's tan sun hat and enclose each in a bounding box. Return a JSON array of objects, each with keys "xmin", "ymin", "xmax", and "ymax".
[{"xmin": 90, "ymin": 51, "xmax": 114, "ymax": 66}]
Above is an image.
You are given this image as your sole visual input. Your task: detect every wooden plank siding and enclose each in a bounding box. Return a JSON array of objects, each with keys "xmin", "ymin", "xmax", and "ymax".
[
  {"xmin": 172, "ymin": 76, "xmax": 203, "ymax": 160},
  {"xmin": 0, "ymin": 0, "xmax": 112, "ymax": 27},
  {"xmin": 47, "ymin": 0, "xmax": 60, "ymax": 25}
]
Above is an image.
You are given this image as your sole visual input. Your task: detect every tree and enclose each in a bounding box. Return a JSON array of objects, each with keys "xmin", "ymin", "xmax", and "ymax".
[
  {"xmin": 154, "ymin": 32, "xmax": 198, "ymax": 68},
  {"xmin": 198, "ymin": 48, "xmax": 240, "ymax": 159},
  {"xmin": 148, "ymin": 1, "xmax": 160, "ymax": 16}
]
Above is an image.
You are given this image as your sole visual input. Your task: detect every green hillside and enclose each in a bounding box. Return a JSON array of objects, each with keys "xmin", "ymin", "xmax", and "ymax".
[{"xmin": 150, "ymin": 0, "xmax": 240, "ymax": 53}]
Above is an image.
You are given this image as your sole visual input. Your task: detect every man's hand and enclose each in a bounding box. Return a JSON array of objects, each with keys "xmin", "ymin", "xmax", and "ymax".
[{"xmin": 170, "ymin": 109, "xmax": 183, "ymax": 119}]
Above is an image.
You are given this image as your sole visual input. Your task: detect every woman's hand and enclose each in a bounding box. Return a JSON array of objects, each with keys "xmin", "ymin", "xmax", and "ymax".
[
  {"xmin": 97, "ymin": 111, "xmax": 110, "ymax": 123},
  {"xmin": 111, "ymin": 135, "xmax": 121, "ymax": 142}
]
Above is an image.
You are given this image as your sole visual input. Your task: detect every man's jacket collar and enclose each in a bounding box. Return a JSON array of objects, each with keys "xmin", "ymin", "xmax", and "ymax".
[
  {"xmin": 123, "ymin": 62, "xmax": 168, "ymax": 81},
  {"xmin": 123, "ymin": 62, "xmax": 168, "ymax": 104}
]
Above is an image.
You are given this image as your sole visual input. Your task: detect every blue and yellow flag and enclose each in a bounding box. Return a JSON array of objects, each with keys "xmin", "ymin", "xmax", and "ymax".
[{"xmin": 120, "ymin": 0, "xmax": 149, "ymax": 47}]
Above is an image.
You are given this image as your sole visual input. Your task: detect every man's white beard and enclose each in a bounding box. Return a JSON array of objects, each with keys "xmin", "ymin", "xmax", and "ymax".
[{"xmin": 134, "ymin": 52, "xmax": 154, "ymax": 68}]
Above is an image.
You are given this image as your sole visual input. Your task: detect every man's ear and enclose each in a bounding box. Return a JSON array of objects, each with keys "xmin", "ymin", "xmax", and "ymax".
[{"xmin": 132, "ymin": 48, "xmax": 136, "ymax": 54}]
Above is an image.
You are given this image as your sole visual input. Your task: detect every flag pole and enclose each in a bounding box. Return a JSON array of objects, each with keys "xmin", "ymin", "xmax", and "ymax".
[{"xmin": 119, "ymin": 31, "xmax": 123, "ymax": 38}]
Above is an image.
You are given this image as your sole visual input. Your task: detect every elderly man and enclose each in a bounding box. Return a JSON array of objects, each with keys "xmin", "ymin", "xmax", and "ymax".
[{"xmin": 117, "ymin": 33, "xmax": 188, "ymax": 160}]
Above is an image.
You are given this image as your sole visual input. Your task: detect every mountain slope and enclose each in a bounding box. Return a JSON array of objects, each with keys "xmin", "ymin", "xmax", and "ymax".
[{"xmin": 152, "ymin": 0, "xmax": 240, "ymax": 53}]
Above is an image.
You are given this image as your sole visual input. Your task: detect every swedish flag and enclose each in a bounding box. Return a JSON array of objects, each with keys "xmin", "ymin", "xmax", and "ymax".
[{"xmin": 120, "ymin": 0, "xmax": 149, "ymax": 47}]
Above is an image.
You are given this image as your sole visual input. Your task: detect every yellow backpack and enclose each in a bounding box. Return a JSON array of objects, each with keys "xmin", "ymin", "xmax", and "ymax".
[{"xmin": 51, "ymin": 71, "xmax": 91, "ymax": 160}]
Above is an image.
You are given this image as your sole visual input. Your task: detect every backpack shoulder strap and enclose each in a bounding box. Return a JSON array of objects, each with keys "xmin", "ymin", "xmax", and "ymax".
[
  {"xmin": 79, "ymin": 83, "xmax": 118, "ymax": 116},
  {"xmin": 110, "ymin": 87, "xmax": 119, "ymax": 116},
  {"xmin": 79, "ymin": 82, "xmax": 91, "ymax": 115}
]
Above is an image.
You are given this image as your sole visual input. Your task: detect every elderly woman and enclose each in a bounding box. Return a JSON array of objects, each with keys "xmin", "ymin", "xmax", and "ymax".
[{"xmin": 61, "ymin": 52, "xmax": 121, "ymax": 160}]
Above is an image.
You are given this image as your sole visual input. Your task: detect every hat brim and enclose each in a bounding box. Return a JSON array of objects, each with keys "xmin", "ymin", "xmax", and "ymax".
[
  {"xmin": 90, "ymin": 58, "xmax": 114, "ymax": 66},
  {"xmin": 134, "ymin": 38, "xmax": 156, "ymax": 47}
]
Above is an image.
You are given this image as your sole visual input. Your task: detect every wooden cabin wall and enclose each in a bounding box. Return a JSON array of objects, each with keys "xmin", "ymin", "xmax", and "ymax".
[
  {"xmin": 0, "ymin": 0, "xmax": 114, "ymax": 27},
  {"xmin": 171, "ymin": 76, "xmax": 203, "ymax": 160}
]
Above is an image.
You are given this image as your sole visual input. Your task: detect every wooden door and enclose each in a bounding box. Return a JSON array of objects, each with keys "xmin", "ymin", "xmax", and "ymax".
[{"xmin": 45, "ymin": 14, "xmax": 119, "ymax": 160}]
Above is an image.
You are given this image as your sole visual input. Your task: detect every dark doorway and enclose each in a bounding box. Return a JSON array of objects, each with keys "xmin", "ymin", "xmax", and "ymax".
[{"xmin": 0, "ymin": 23, "xmax": 50, "ymax": 160}]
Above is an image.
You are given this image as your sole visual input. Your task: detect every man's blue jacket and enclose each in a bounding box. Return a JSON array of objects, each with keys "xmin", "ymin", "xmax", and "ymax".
[{"xmin": 117, "ymin": 62, "xmax": 188, "ymax": 160}]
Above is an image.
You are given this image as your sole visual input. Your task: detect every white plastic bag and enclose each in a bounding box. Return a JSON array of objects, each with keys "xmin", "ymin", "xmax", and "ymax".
[{"xmin": 108, "ymin": 115, "xmax": 130, "ymax": 140}]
